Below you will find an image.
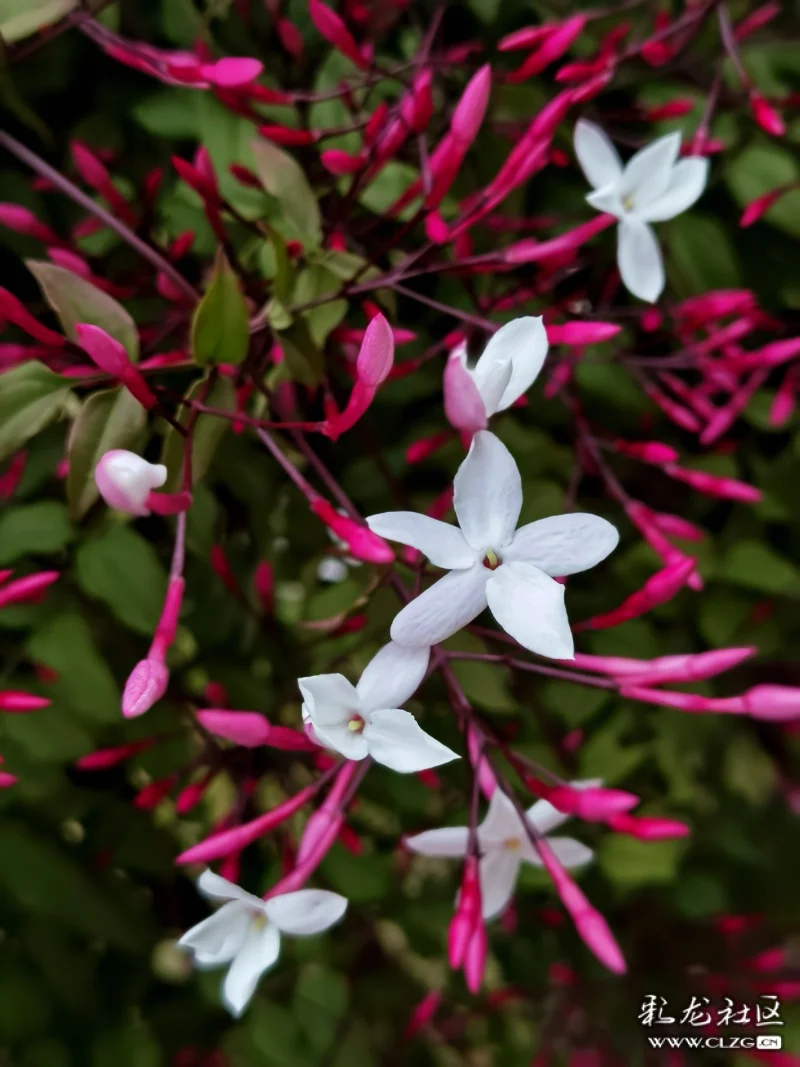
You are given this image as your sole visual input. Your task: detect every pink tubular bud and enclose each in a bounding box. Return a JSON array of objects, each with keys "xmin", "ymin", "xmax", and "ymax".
[
  {"xmin": 730, "ymin": 337, "xmax": 800, "ymax": 372},
  {"xmin": 735, "ymin": 2, "xmax": 781, "ymax": 40},
  {"xmin": 619, "ymin": 647, "xmax": 757, "ymax": 687},
  {"xmin": 146, "ymin": 490, "xmax": 192, "ymax": 515},
  {"xmin": 177, "ymin": 783, "xmax": 319, "ymax": 864},
  {"xmin": 546, "ymin": 321, "xmax": 620, "ymax": 345},
  {"xmin": 619, "ymin": 685, "xmax": 745, "ymax": 715},
  {"xmin": 0, "ymin": 570, "xmax": 59, "ymax": 609},
  {"xmin": 198, "ymin": 709, "xmax": 316, "ymax": 750},
  {"xmin": 499, "ymin": 25, "xmax": 553, "ymax": 51},
  {"xmin": 451, "ymin": 65, "xmax": 492, "ymax": 144},
  {"xmin": 201, "ymin": 57, "xmax": 263, "ymax": 87},
  {"xmin": 134, "ymin": 775, "xmax": 176, "ymax": 811},
  {"xmin": 741, "ymin": 684, "xmax": 800, "ymax": 722},
  {"xmin": 0, "ymin": 691, "xmax": 50, "ymax": 712},
  {"xmin": 403, "ymin": 991, "xmax": 442, "ymax": 1040},
  {"xmin": 449, "ymin": 855, "xmax": 481, "ymax": 968},
  {"xmin": 71, "ymin": 141, "xmax": 137, "ymax": 227},
  {"xmin": 0, "ymin": 287, "xmax": 65, "ymax": 346},
  {"xmin": 254, "ymin": 560, "xmax": 274, "ymax": 613},
  {"xmin": 650, "ymin": 512, "xmax": 705, "ymax": 542},
  {"xmin": 150, "ymin": 577, "xmax": 184, "ymax": 659},
  {"xmin": 311, "ymin": 498, "xmax": 394, "ymax": 563},
  {"xmin": 74, "ymin": 739, "xmax": 154, "ymax": 770},
  {"xmin": 0, "ymin": 203, "xmax": 62, "ymax": 244},
  {"xmin": 259, "ymin": 124, "xmax": 317, "ymax": 146},
  {"xmin": 296, "ymin": 806, "xmax": 344, "ymax": 866},
  {"xmin": 122, "ymin": 657, "xmax": 169, "ymax": 719},
  {"xmin": 661, "ymin": 463, "xmax": 761, "ymax": 503},
  {"xmin": 320, "ymin": 149, "xmax": 364, "ymax": 175},
  {"xmin": 309, "ymin": 0, "xmax": 368, "ymax": 69},
  {"xmin": 644, "ymin": 98, "xmax": 695, "ymax": 120},
  {"xmin": 277, "ymin": 17, "xmax": 304, "ymax": 57},
  {"xmin": 0, "ymin": 771, "xmax": 17, "ymax": 789},
  {"xmin": 176, "ymin": 775, "xmax": 213, "ymax": 815},
  {"xmin": 464, "ymin": 921, "xmax": 488, "ymax": 993},
  {"xmin": 407, "ymin": 70, "xmax": 434, "ymax": 131},
  {"xmin": 443, "ymin": 348, "xmax": 488, "ymax": 434},
  {"xmin": 575, "ymin": 557, "xmax": 696, "ymax": 631},
  {"xmin": 356, "ymin": 312, "xmax": 395, "ymax": 386},
  {"xmin": 537, "ymin": 839, "xmax": 626, "ymax": 974},
  {"xmin": 608, "ymin": 813, "xmax": 690, "ymax": 840},
  {"xmin": 507, "ymin": 16, "xmax": 586, "ymax": 82},
  {"xmin": 771, "ymin": 366, "xmax": 799, "ymax": 426},
  {"xmin": 750, "ymin": 91, "xmax": 785, "ymax": 137},
  {"xmin": 741, "ymin": 184, "xmax": 796, "ymax": 227},
  {"xmin": 503, "ymin": 215, "xmax": 615, "ymax": 265},
  {"xmin": 546, "ymin": 785, "xmax": 639, "ymax": 821},
  {"xmin": 613, "ymin": 439, "xmax": 679, "ymax": 464},
  {"xmin": 76, "ymin": 324, "xmax": 156, "ymax": 409},
  {"xmin": 405, "ymin": 431, "xmax": 452, "ymax": 465}
]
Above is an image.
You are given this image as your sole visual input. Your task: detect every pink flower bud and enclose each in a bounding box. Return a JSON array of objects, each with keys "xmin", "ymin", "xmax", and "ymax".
[
  {"xmin": 122, "ymin": 657, "xmax": 169, "ymax": 719},
  {"xmin": 741, "ymin": 183, "xmax": 795, "ymax": 227},
  {"xmin": 95, "ymin": 450, "xmax": 168, "ymax": 516},
  {"xmin": 0, "ymin": 771, "xmax": 17, "ymax": 789},
  {"xmin": 0, "ymin": 570, "xmax": 59, "ymax": 609},
  {"xmin": 259, "ymin": 124, "xmax": 317, "ymax": 146},
  {"xmin": 650, "ymin": 512, "xmax": 705, "ymax": 542},
  {"xmin": 616, "ymin": 647, "xmax": 756, "ymax": 687},
  {"xmin": 504, "ymin": 215, "xmax": 615, "ymax": 265},
  {"xmin": 546, "ymin": 321, "xmax": 620, "ymax": 345},
  {"xmin": 644, "ymin": 98, "xmax": 695, "ymax": 120},
  {"xmin": 312, "ymin": 499, "xmax": 394, "ymax": 563},
  {"xmin": 608, "ymin": 813, "xmax": 690, "ymax": 840},
  {"xmin": 443, "ymin": 346, "xmax": 488, "ymax": 434},
  {"xmin": 277, "ymin": 17, "xmax": 304, "ymax": 57},
  {"xmin": 449, "ymin": 855, "xmax": 481, "ymax": 967},
  {"xmin": 71, "ymin": 141, "xmax": 137, "ymax": 227},
  {"xmin": 546, "ymin": 785, "xmax": 639, "ymax": 821},
  {"xmin": 748, "ymin": 947, "xmax": 786, "ymax": 972},
  {"xmin": 0, "ymin": 287, "xmax": 65, "ymax": 346},
  {"xmin": 320, "ymin": 148, "xmax": 364, "ymax": 175},
  {"xmin": 735, "ymin": 2, "xmax": 781, "ymax": 40},
  {"xmin": 254, "ymin": 560, "xmax": 274, "ymax": 613},
  {"xmin": 0, "ymin": 203, "xmax": 62, "ymax": 244},
  {"xmin": 175, "ymin": 776, "xmax": 213, "ymax": 814},
  {"xmin": 406, "ymin": 70, "xmax": 434, "ymax": 132},
  {"xmin": 309, "ymin": 0, "xmax": 368, "ymax": 69},
  {"xmin": 661, "ymin": 464, "xmax": 761, "ymax": 503},
  {"xmin": 576, "ymin": 557, "xmax": 696, "ymax": 631},
  {"xmin": 750, "ymin": 91, "xmax": 785, "ymax": 137},
  {"xmin": 76, "ymin": 324, "xmax": 156, "ymax": 409},
  {"xmin": 356, "ymin": 312, "xmax": 394, "ymax": 386},
  {"xmin": 146, "ymin": 489, "xmax": 192, "ymax": 515},
  {"xmin": 451, "ymin": 65, "xmax": 492, "ymax": 144},
  {"xmin": 74, "ymin": 739, "xmax": 154, "ymax": 770},
  {"xmin": 619, "ymin": 685, "xmax": 743, "ymax": 715},
  {"xmin": 177, "ymin": 783, "xmax": 319, "ymax": 864},
  {"xmin": 741, "ymin": 684, "xmax": 800, "ymax": 722},
  {"xmin": 296, "ymin": 806, "xmax": 344, "ymax": 866},
  {"xmin": 405, "ymin": 431, "xmax": 452, "ymax": 465},
  {"xmin": 464, "ymin": 920, "xmax": 488, "ymax": 993},
  {"xmin": 507, "ymin": 16, "xmax": 586, "ymax": 82},
  {"xmin": 201, "ymin": 57, "xmax": 263, "ymax": 87},
  {"xmin": 0, "ymin": 691, "xmax": 51, "ymax": 712},
  {"xmin": 771, "ymin": 366, "xmax": 798, "ymax": 426},
  {"xmin": 134, "ymin": 774, "xmax": 176, "ymax": 810},
  {"xmin": 197, "ymin": 710, "xmax": 271, "ymax": 746},
  {"xmin": 499, "ymin": 25, "xmax": 553, "ymax": 51},
  {"xmin": 403, "ymin": 990, "xmax": 442, "ymax": 1039},
  {"xmin": 613, "ymin": 439, "xmax": 679, "ymax": 464}
]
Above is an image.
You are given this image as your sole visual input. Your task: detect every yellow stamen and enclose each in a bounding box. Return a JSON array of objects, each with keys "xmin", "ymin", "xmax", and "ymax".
[
  {"xmin": 347, "ymin": 716, "xmax": 365, "ymax": 732},
  {"xmin": 503, "ymin": 836, "xmax": 522, "ymax": 852},
  {"xmin": 621, "ymin": 193, "xmax": 635, "ymax": 213}
]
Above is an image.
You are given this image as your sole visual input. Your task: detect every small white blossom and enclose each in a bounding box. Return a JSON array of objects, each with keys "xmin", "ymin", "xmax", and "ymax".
[
  {"xmin": 367, "ymin": 431, "xmax": 618, "ymax": 658},
  {"xmin": 406, "ymin": 784, "xmax": 596, "ymax": 919},
  {"xmin": 299, "ymin": 641, "xmax": 458, "ymax": 773},
  {"xmin": 179, "ymin": 871, "xmax": 347, "ymax": 1017},
  {"xmin": 575, "ymin": 120, "xmax": 708, "ymax": 302},
  {"xmin": 94, "ymin": 449, "xmax": 167, "ymax": 516}
]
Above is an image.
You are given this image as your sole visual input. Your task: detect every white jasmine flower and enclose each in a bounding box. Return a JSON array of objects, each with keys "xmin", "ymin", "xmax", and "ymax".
[
  {"xmin": 94, "ymin": 449, "xmax": 167, "ymax": 516},
  {"xmin": 406, "ymin": 784, "xmax": 596, "ymax": 919},
  {"xmin": 179, "ymin": 871, "xmax": 347, "ymax": 1017},
  {"xmin": 299, "ymin": 641, "xmax": 458, "ymax": 773},
  {"xmin": 574, "ymin": 120, "xmax": 708, "ymax": 302},
  {"xmin": 367, "ymin": 431, "xmax": 618, "ymax": 658}
]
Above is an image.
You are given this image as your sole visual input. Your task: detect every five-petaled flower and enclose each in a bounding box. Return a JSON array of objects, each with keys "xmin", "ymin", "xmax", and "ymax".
[
  {"xmin": 443, "ymin": 316, "xmax": 548, "ymax": 435},
  {"xmin": 179, "ymin": 871, "xmax": 347, "ymax": 1017},
  {"xmin": 574, "ymin": 120, "xmax": 708, "ymax": 302},
  {"xmin": 367, "ymin": 431, "xmax": 618, "ymax": 658},
  {"xmin": 299, "ymin": 641, "xmax": 459, "ymax": 772},
  {"xmin": 405, "ymin": 783, "xmax": 596, "ymax": 919}
]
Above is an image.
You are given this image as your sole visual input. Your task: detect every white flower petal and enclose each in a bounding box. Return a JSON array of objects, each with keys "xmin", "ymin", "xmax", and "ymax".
[
  {"xmin": 639, "ymin": 157, "xmax": 709, "ymax": 222},
  {"xmin": 364, "ymin": 708, "xmax": 459, "ymax": 773},
  {"xmin": 617, "ymin": 219, "xmax": 664, "ymax": 303},
  {"xmin": 222, "ymin": 923, "xmax": 281, "ymax": 1017},
  {"xmin": 197, "ymin": 870, "xmax": 259, "ymax": 904},
  {"xmin": 586, "ymin": 187, "xmax": 623, "ymax": 218},
  {"xmin": 478, "ymin": 317, "xmax": 548, "ymax": 413},
  {"xmin": 404, "ymin": 825, "xmax": 470, "ymax": 857},
  {"xmin": 574, "ymin": 119, "xmax": 623, "ymax": 190},
  {"xmin": 505, "ymin": 514, "xmax": 619, "ymax": 575},
  {"xmin": 486, "ymin": 561, "xmax": 574, "ymax": 659},
  {"xmin": 298, "ymin": 674, "xmax": 360, "ymax": 727},
  {"xmin": 311, "ymin": 719, "xmax": 371, "ymax": 761},
  {"xmin": 470, "ymin": 340, "xmax": 514, "ymax": 416},
  {"xmin": 532, "ymin": 836, "xmax": 594, "ymax": 870},
  {"xmin": 390, "ymin": 565, "xmax": 490, "ymax": 647},
  {"xmin": 480, "ymin": 850, "xmax": 520, "ymax": 920},
  {"xmin": 453, "ymin": 431, "xmax": 522, "ymax": 552},
  {"xmin": 478, "ymin": 789, "xmax": 521, "ymax": 844},
  {"xmin": 265, "ymin": 889, "xmax": 347, "ymax": 935},
  {"xmin": 179, "ymin": 900, "xmax": 251, "ymax": 966},
  {"xmin": 619, "ymin": 132, "xmax": 681, "ymax": 207},
  {"xmin": 356, "ymin": 641, "xmax": 430, "ymax": 712},
  {"xmin": 366, "ymin": 512, "xmax": 475, "ymax": 569}
]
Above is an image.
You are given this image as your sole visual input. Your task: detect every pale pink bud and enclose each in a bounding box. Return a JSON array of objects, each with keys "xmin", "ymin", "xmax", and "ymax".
[
  {"xmin": 741, "ymin": 684, "xmax": 800, "ymax": 722},
  {"xmin": 198, "ymin": 709, "xmax": 315, "ymax": 750},
  {"xmin": 311, "ymin": 498, "xmax": 394, "ymax": 563},
  {"xmin": 0, "ymin": 691, "xmax": 51, "ymax": 712},
  {"xmin": 0, "ymin": 287, "xmax": 65, "ymax": 346},
  {"xmin": 617, "ymin": 647, "xmax": 756, "ymax": 687},
  {"xmin": 0, "ymin": 203, "xmax": 62, "ymax": 244},
  {"xmin": 661, "ymin": 463, "xmax": 761, "ymax": 503},
  {"xmin": 443, "ymin": 346, "xmax": 488, "ymax": 434},
  {"xmin": 201, "ymin": 57, "xmax": 263, "ymax": 87},
  {"xmin": 403, "ymin": 991, "xmax": 442, "ymax": 1039},
  {"xmin": 177, "ymin": 783, "xmax": 319, "ymax": 864},
  {"xmin": 650, "ymin": 512, "xmax": 705, "ymax": 541},
  {"xmin": 356, "ymin": 312, "xmax": 394, "ymax": 386},
  {"xmin": 750, "ymin": 91, "xmax": 785, "ymax": 137},
  {"xmin": 95, "ymin": 450, "xmax": 168, "ymax": 517},
  {"xmin": 76, "ymin": 324, "xmax": 156, "ymax": 409},
  {"xmin": 0, "ymin": 570, "xmax": 59, "ymax": 609},
  {"xmin": 122, "ymin": 657, "xmax": 169, "ymax": 719},
  {"xmin": 504, "ymin": 215, "xmax": 615, "ymax": 265},
  {"xmin": 619, "ymin": 685, "xmax": 742, "ymax": 715},
  {"xmin": 546, "ymin": 321, "xmax": 620, "ymax": 345},
  {"xmin": 309, "ymin": 0, "xmax": 368, "ymax": 69},
  {"xmin": 451, "ymin": 65, "xmax": 492, "ymax": 144},
  {"xmin": 608, "ymin": 813, "xmax": 690, "ymax": 840},
  {"xmin": 75, "ymin": 740, "xmax": 153, "ymax": 770}
]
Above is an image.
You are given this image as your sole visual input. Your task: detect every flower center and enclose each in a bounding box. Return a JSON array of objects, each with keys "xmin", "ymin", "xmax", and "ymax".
[
  {"xmin": 621, "ymin": 192, "xmax": 635, "ymax": 213},
  {"xmin": 503, "ymin": 836, "xmax": 522, "ymax": 852},
  {"xmin": 482, "ymin": 547, "xmax": 501, "ymax": 570},
  {"xmin": 347, "ymin": 714, "xmax": 366, "ymax": 732},
  {"xmin": 251, "ymin": 911, "xmax": 268, "ymax": 929}
]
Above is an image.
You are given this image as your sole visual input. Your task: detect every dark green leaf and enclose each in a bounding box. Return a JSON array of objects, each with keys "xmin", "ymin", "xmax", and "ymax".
[
  {"xmin": 251, "ymin": 138, "xmax": 322, "ymax": 248},
  {"xmin": 160, "ymin": 372, "xmax": 236, "ymax": 491},
  {"xmin": 0, "ymin": 361, "xmax": 71, "ymax": 464},
  {"xmin": 190, "ymin": 252, "xmax": 250, "ymax": 366},
  {"xmin": 0, "ymin": 501, "xmax": 73, "ymax": 564}
]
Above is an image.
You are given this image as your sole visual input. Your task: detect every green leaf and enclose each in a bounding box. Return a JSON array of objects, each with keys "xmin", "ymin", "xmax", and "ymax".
[
  {"xmin": 0, "ymin": 0, "xmax": 75, "ymax": 43},
  {"xmin": 25, "ymin": 612, "xmax": 120, "ymax": 723},
  {"xmin": 598, "ymin": 835, "xmax": 685, "ymax": 889},
  {"xmin": 0, "ymin": 361, "xmax": 71, "ymax": 464},
  {"xmin": 579, "ymin": 710, "xmax": 650, "ymax": 784},
  {"xmin": 724, "ymin": 733, "xmax": 776, "ymax": 805},
  {"xmin": 293, "ymin": 965, "xmax": 349, "ymax": 1057},
  {"xmin": 160, "ymin": 372, "xmax": 236, "ymax": 492},
  {"xmin": 75, "ymin": 524, "xmax": 167, "ymax": 637},
  {"xmin": 667, "ymin": 215, "xmax": 741, "ymax": 295},
  {"xmin": 726, "ymin": 143, "xmax": 800, "ymax": 238},
  {"xmin": 0, "ymin": 502, "xmax": 73, "ymax": 564},
  {"xmin": 718, "ymin": 540, "xmax": 800, "ymax": 596},
  {"xmin": 293, "ymin": 265, "xmax": 347, "ymax": 347},
  {"xmin": 251, "ymin": 138, "xmax": 322, "ymax": 248},
  {"xmin": 190, "ymin": 252, "xmax": 250, "ymax": 366},
  {"xmin": 359, "ymin": 162, "xmax": 421, "ymax": 220},
  {"xmin": 276, "ymin": 317, "xmax": 324, "ymax": 387},
  {"xmin": 26, "ymin": 261, "xmax": 139, "ymax": 359},
  {"xmin": 66, "ymin": 389, "xmax": 148, "ymax": 520},
  {"xmin": 321, "ymin": 844, "xmax": 391, "ymax": 903}
]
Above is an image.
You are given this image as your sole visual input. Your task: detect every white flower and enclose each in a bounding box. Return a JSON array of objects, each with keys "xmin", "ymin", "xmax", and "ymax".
[
  {"xmin": 367, "ymin": 431, "xmax": 618, "ymax": 659},
  {"xmin": 574, "ymin": 120, "xmax": 708, "ymax": 303},
  {"xmin": 406, "ymin": 784, "xmax": 596, "ymax": 920},
  {"xmin": 179, "ymin": 871, "xmax": 347, "ymax": 1017},
  {"xmin": 444, "ymin": 317, "xmax": 548, "ymax": 432},
  {"xmin": 94, "ymin": 449, "xmax": 167, "ymax": 516},
  {"xmin": 299, "ymin": 641, "xmax": 458, "ymax": 773}
]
